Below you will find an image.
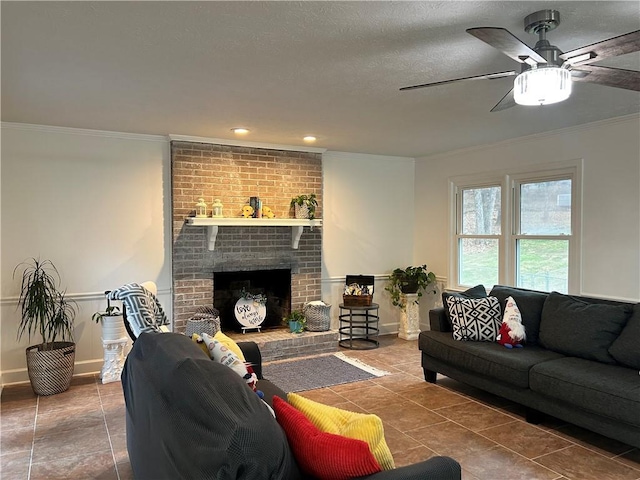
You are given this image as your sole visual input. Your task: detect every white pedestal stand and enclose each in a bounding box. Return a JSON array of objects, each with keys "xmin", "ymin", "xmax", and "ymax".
[
  {"xmin": 399, "ymin": 293, "xmax": 420, "ymax": 340},
  {"xmin": 100, "ymin": 316, "xmax": 129, "ymax": 384}
]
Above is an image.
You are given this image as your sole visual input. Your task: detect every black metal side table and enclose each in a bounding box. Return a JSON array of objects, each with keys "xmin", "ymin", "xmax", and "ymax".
[{"xmin": 338, "ymin": 303, "xmax": 380, "ymax": 350}]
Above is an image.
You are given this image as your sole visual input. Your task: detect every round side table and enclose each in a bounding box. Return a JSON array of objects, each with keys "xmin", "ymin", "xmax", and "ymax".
[{"xmin": 338, "ymin": 303, "xmax": 380, "ymax": 350}]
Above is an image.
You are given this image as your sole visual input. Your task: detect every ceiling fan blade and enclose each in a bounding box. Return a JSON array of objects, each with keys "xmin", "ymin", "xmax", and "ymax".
[
  {"xmin": 399, "ymin": 71, "xmax": 516, "ymax": 91},
  {"xmin": 561, "ymin": 30, "xmax": 640, "ymax": 66},
  {"xmin": 490, "ymin": 88, "xmax": 516, "ymax": 112},
  {"xmin": 467, "ymin": 27, "xmax": 547, "ymax": 65},
  {"xmin": 571, "ymin": 65, "xmax": 640, "ymax": 91}
]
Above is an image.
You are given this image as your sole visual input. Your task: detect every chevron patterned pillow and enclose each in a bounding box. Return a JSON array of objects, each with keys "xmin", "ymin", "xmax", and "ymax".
[{"xmin": 446, "ymin": 296, "xmax": 501, "ymax": 341}]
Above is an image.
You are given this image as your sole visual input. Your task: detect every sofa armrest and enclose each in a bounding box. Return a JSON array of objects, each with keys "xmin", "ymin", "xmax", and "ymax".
[
  {"xmin": 359, "ymin": 456, "xmax": 461, "ymax": 480},
  {"xmin": 238, "ymin": 341, "xmax": 263, "ymax": 379},
  {"xmin": 429, "ymin": 307, "xmax": 452, "ymax": 332}
]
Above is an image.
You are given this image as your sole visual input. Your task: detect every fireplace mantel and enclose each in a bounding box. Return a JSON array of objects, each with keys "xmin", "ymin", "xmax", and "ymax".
[{"xmin": 185, "ymin": 217, "xmax": 322, "ymax": 251}]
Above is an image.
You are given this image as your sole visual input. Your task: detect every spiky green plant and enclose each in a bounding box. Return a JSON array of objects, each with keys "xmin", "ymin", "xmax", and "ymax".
[{"xmin": 13, "ymin": 258, "xmax": 76, "ymax": 350}]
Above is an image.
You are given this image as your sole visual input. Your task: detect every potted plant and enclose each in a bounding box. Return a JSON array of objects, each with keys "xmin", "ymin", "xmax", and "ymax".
[
  {"xmin": 92, "ymin": 293, "xmax": 126, "ymax": 342},
  {"xmin": 385, "ymin": 264, "xmax": 437, "ymax": 310},
  {"xmin": 283, "ymin": 310, "xmax": 306, "ymax": 333},
  {"xmin": 290, "ymin": 194, "xmax": 318, "ymax": 219},
  {"xmin": 13, "ymin": 258, "xmax": 77, "ymax": 396}
]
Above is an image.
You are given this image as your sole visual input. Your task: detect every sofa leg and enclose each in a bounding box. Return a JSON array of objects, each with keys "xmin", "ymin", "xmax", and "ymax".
[
  {"xmin": 526, "ymin": 408, "xmax": 544, "ymax": 424},
  {"xmin": 424, "ymin": 369, "xmax": 437, "ymax": 384}
]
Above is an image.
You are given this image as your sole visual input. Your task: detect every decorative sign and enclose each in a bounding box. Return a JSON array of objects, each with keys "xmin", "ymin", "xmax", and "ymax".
[{"xmin": 234, "ymin": 297, "xmax": 266, "ymax": 329}]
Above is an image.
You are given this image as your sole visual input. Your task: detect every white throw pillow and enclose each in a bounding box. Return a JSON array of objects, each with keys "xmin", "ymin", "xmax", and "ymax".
[{"xmin": 200, "ymin": 332, "xmax": 249, "ymax": 379}]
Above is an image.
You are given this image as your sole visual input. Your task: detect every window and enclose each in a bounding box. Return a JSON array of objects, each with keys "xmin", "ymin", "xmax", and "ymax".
[
  {"xmin": 451, "ymin": 163, "xmax": 581, "ymax": 293},
  {"xmin": 514, "ymin": 178, "xmax": 572, "ymax": 292},
  {"xmin": 457, "ymin": 185, "xmax": 501, "ymax": 288}
]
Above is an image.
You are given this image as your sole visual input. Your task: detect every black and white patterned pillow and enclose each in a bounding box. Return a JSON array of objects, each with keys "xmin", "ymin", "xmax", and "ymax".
[{"xmin": 445, "ymin": 296, "xmax": 501, "ymax": 341}]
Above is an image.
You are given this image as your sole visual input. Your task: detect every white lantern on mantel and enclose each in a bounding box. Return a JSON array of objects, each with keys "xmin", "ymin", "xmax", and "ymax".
[
  {"xmin": 212, "ymin": 199, "xmax": 224, "ymax": 218},
  {"xmin": 195, "ymin": 197, "xmax": 208, "ymax": 218}
]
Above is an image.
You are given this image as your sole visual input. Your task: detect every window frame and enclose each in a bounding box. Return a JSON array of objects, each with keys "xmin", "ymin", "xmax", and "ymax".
[{"xmin": 449, "ymin": 161, "xmax": 582, "ymax": 293}]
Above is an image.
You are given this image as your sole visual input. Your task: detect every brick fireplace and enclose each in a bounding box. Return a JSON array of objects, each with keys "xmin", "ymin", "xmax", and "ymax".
[{"xmin": 171, "ymin": 141, "xmax": 323, "ymax": 334}]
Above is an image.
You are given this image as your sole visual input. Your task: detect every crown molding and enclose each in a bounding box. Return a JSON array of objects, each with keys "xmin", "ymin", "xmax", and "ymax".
[
  {"xmin": 323, "ymin": 151, "xmax": 414, "ymax": 162},
  {"xmin": 169, "ymin": 134, "xmax": 326, "ymax": 153},
  {"xmin": 1, "ymin": 122, "xmax": 167, "ymax": 142},
  {"xmin": 417, "ymin": 113, "xmax": 640, "ymax": 161}
]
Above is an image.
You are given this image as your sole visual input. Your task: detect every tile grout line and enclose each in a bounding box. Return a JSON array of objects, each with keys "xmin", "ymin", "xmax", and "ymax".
[
  {"xmin": 344, "ymin": 361, "xmax": 567, "ymax": 479},
  {"xmin": 27, "ymin": 395, "xmax": 39, "ymax": 480},
  {"xmin": 97, "ymin": 375, "xmax": 122, "ymax": 480}
]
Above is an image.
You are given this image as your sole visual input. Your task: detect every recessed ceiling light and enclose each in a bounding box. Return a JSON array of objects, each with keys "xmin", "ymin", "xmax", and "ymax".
[
  {"xmin": 231, "ymin": 127, "xmax": 250, "ymax": 135},
  {"xmin": 303, "ymin": 136, "xmax": 317, "ymax": 142}
]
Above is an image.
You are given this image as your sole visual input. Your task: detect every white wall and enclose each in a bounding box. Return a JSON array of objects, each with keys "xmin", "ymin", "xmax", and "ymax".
[
  {"xmin": 6, "ymin": 115, "xmax": 635, "ymax": 384},
  {"xmin": 1, "ymin": 124, "xmax": 172, "ymax": 384},
  {"xmin": 321, "ymin": 151, "xmax": 416, "ymax": 334},
  {"xmin": 0, "ymin": 126, "xmax": 418, "ymax": 384},
  {"xmin": 414, "ymin": 115, "xmax": 640, "ymax": 302}
]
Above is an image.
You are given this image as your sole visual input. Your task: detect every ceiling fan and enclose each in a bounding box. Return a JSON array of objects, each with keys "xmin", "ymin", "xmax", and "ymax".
[{"xmin": 400, "ymin": 10, "xmax": 640, "ymax": 111}]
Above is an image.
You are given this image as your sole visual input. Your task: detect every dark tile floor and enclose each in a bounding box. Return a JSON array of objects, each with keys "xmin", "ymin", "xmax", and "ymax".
[{"xmin": 1, "ymin": 335, "xmax": 639, "ymax": 479}]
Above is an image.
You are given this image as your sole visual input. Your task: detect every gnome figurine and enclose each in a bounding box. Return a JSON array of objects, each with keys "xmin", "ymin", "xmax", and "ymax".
[{"xmin": 496, "ymin": 296, "xmax": 526, "ymax": 348}]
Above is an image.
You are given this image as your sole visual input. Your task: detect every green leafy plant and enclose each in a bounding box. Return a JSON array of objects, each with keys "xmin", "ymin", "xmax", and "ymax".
[
  {"xmin": 13, "ymin": 258, "xmax": 77, "ymax": 350},
  {"xmin": 290, "ymin": 194, "xmax": 318, "ymax": 219},
  {"xmin": 385, "ymin": 264, "xmax": 437, "ymax": 311},
  {"xmin": 283, "ymin": 309, "xmax": 306, "ymax": 333},
  {"xmin": 91, "ymin": 293, "xmax": 122, "ymax": 324}
]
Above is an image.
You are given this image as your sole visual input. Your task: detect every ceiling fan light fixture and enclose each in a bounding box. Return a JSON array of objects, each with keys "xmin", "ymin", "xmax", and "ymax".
[{"xmin": 514, "ymin": 66, "xmax": 572, "ymax": 106}]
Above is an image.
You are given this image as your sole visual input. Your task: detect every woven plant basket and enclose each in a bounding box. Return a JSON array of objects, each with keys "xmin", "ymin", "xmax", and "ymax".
[
  {"xmin": 303, "ymin": 302, "xmax": 331, "ymax": 331},
  {"xmin": 185, "ymin": 313, "xmax": 221, "ymax": 338},
  {"xmin": 294, "ymin": 203, "xmax": 310, "ymax": 219},
  {"xmin": 26, "ymin": 342, "xmax": 75, "ymax": 396}
]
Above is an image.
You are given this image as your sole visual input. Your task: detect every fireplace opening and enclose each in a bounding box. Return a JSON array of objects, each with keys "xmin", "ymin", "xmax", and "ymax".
[{"xmin": 214, "ymin": 269, "xmax": 291, "ymax": 332}]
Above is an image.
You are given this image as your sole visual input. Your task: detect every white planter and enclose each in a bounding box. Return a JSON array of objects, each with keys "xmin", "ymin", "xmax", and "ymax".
[
  {"xmin": 101, "ymin": 315, "xmax": 126, "ymax": 341},
  {"xmin": 99, "ymin": 315, "xmax": 128, "ymax": 384}
]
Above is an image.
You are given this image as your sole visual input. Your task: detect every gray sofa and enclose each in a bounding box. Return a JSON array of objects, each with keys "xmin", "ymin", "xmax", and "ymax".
[
  {"xmin": 419, "ymin": 285, "xmax": 640, "ymax": 448},
  {"xmin": 123, "ymin": 332, "xmax": 461, "ymax": 479}
]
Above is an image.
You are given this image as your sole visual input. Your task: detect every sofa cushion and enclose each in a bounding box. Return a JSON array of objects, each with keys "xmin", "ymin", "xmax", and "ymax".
[
  {"xmin": 287, "ymin": 392, "xmax": 394, "ymax": 470},
  {"xmin": 445, "ymin": 296, "xmax": 501, "ymax": 341},
  {"xmin": 419, "ymin": 331, "xmax": 564, "ymax": 388},
  {"xmin": 123, "ymin": 333, "xmax": 300, "ymax": 480},
  {"xmin": 442, "ymin": 284, "xmax": 487, "ymax": 324},
  {"xmin": 273, "ymin": 396, "xmax": 382, "ymax": 479},
  {"xmin": 608, "ymin": 304, "xmax": 640, "ymax": 370},
  {"xmin": 539, "ymin": 292, "xmax": 633, "ymax": 364},
  {"xmin": 489, "ymin": 286, "xmax": 548, "ymax": 345},
  {"xmin": 530, "ymin": 357, "xmax": 640, "ymax": 427}
]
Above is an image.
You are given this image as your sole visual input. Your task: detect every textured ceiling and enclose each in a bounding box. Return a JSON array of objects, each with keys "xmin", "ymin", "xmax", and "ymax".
[{"xmin": 2, "ymin": 1, "xmax": 639, "ymax": 158}]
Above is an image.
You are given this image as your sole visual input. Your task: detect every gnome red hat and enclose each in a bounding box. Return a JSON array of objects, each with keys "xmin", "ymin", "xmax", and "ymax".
[{"xmin": 496, "ymin": 296, "xmax": 526, "ymax": 349}]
